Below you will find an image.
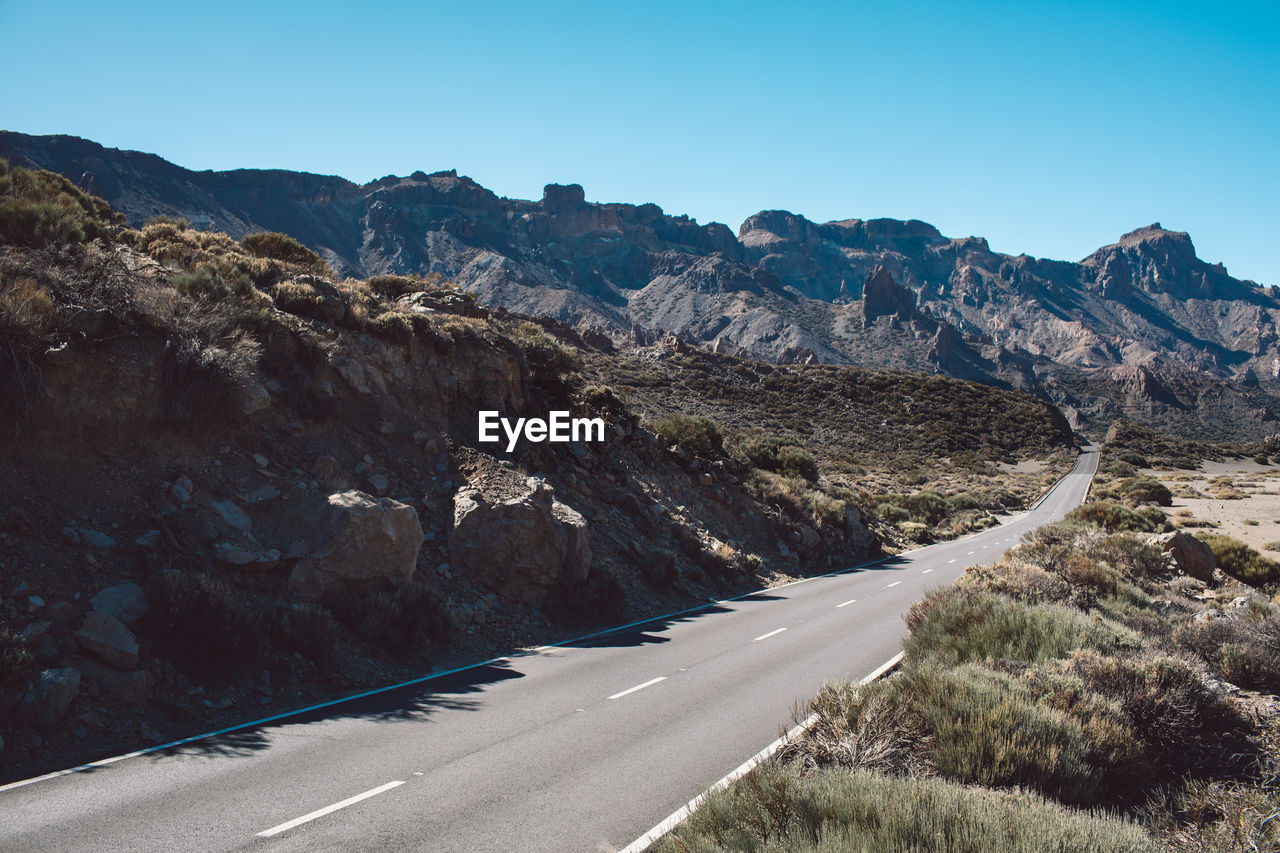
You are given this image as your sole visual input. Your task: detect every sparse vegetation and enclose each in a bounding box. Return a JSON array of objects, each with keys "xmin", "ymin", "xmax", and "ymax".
[
  {"xmin": 661, "ymin": 521, "xmax": 1280, "ymax": 851},
  {"xmin": 0, "ymin": 159, "xmax": 123, "ymax": 247},
  {"xmin": 650, "ymin": 412, "xmax": 723, "ymax": 457},
  {"xmin": 1195, "ymin": 534, "xmax": 1280, "ymax": 588}
]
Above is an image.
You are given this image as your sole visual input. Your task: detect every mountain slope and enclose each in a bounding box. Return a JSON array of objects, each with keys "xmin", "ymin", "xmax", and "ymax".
[{"xmin": 4, "ymin": 130, "xmax": 1277, "ymax": 438}]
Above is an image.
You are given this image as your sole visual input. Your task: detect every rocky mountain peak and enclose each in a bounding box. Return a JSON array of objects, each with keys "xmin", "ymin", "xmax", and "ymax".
[
  {"xmin": 541, "ymin": 183, "xmax": 587, "ymax": 211},
  {"xmin": 861, "ymin": 265, "xmax": 916, "ymax": 328}
]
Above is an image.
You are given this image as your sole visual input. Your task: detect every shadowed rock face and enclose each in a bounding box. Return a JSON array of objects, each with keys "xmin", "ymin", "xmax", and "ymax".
[{"xmin": 4, "ymin": 131, "xmax": 1278, "ymax": 438}]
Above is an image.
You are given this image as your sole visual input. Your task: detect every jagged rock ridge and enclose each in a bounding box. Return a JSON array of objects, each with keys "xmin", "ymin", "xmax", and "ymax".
[{"xmin": 3, "ymin": 131, "xmax": 1277, "ymax": 438}]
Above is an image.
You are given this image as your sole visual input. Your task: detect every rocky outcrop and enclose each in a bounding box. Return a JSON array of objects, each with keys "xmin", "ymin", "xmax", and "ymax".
[
  {"xmin": 1157, "ymin": 530, "xmax": 1216, "ymax": 581},
  {"xmin": 289, "ymin": 490, "xmax": 425, "ymax": 601},
  {"xmin": 860, "ymin": 266, "xmax": 916, "ymax": 328},
  {"xmin": 449, "ymin": 479, "xmax": 592, "ymax": 607}
]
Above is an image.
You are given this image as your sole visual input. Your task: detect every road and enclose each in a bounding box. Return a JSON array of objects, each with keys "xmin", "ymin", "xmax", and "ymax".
[{"xmin": 1, "ymin": 450, "xmax": 1097, "ymax": 852}]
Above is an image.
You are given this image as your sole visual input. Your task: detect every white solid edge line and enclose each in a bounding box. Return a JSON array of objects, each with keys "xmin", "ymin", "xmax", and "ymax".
[
  {"xmin": 0, "ymin": 456, "xmax": 1095, "ymax": 795},
  {"xmin": 257, "ymin": 780, "xmax": 405, "ymax": 838},
  {"xmin": 885, "ymin": 581, "xmax": 901, "ymax": 588},
  {"xmin": 835, "ymin": 599, "xmax": 857, "ymax": 608},
  {"xmin": 752, "ymin": 628, "xmax": 786, "ymax": 642},
  {"xmin": 618, "ymin": 652, "xmax": 906, "ymax": 853},
  {"xmin": 608, "ymin": 676, "xmax": 667, "ymax": 700}
]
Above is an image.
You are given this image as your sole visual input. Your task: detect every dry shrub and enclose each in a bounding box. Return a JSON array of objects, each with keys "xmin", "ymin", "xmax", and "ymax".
[
  {"xmin": 658, "ymin": 761, "xmax": 1158, "ymax": 852},
  {"xmin": 779, "ymin": 681, "xmax": 933, "ymax": 778}
]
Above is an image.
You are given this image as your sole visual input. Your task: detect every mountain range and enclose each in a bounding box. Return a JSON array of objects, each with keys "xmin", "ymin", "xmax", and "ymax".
[{"xmin": 3, "ymin": 130, "xmax": 1276, "ymax": 439}]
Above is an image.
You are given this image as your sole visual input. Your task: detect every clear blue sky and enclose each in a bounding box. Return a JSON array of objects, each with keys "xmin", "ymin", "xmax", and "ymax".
[{"xmin": 3, "ymin": 1, "xmax": 1277, "ymax": 284}]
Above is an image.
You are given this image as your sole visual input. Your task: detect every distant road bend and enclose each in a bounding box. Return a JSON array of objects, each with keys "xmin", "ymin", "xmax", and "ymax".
[{"xmin": 1, "ymin": 451, "xmax": 1099, "ymax": 852}]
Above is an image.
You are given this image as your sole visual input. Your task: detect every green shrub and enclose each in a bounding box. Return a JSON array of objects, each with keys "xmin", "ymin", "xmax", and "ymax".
[
  {"xmin": 877, "ymin": 489, "xmax": 950, "ymax": 526},
  {"xmin": 946, "ymin": 493, "xmax": 981, "ymax": 512},
  {"xmin": 732, "ymin": 432, "xmax": 819, "ymax": 482},
  {"xmin": 0, "ymin": 160, "xmax": 123, "ymax": 247},
  {"xmin": 1065, "ymin": 501, "xmax": 1155, "ymax": 533},
  {"xmin": 170, "ymin": 264, "xmax": 258, "ymax": 303},
  {"xmin": 1120, "ymin": 478, "xmax": 1173, "ymax": 507},
  {"xmin": 514, "ymin": 321, "xmax": 580, "ymax": 399},
  {"xmin": 898, "ymin": 520, "xmax": 930, "ymax": 543},
  {"xmin": 1175, "ymin": 616, "xmax": 1280, "ymax": 692},
  {"xmin": 366, "ymin": 272, "xmax": 442, "ymax": 299},
  {"xmin": 876, "ymin": 503, "xmax": 909, "ymax": 524},
  {"xmin": 1195, "ymin": 534, "xmax": 1280, "ymax": 587},
  {"xmin": 904, "ymin": 587, "xmax": 1136, "ymax": 666},
  {"xmin": 658, "ymin": 761, "xmax": 1156, "ymax": 852},
  {"xmin": 1062, "ymin": 650, "xmax": 1226, "ymax": 773},
  {"xmin": 651, "ymin": 412, "xmax": 722, "ymax": 457},
  {"xmin": 241, "ymin": 231, "xmax": 325, "ymax": 270},
  {"xmin": 899, "ymin": 664, "xmax": 1104, "ymax": 803}
]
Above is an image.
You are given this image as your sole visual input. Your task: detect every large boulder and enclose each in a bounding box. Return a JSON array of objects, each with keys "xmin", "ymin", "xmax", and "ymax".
[
  {"xmin": 289, "ymin": 490, "xmax": 424, "ymax": 601},
  {"xmin": 90, "ymin": 582, "xmax": 149, "ymax": 626},
  {"xmin": 1157, "ymin": 531, "xmax": 1215, "ymax": 581},
  {"xmin": 450, "ymin": 479, "xmax": 592, "ymax": 606},
  {"xmin": 75, "ymin": 611, "xmax": 139, "ymax": 670},
  {"xmin": 19, "ymin": 668, "xmax": 80, "ymax": 730}
]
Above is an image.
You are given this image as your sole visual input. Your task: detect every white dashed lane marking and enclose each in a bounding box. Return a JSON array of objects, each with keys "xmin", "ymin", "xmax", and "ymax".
[{"xmin": 608, "ymin": 676, "xmax": 667, "ymax": 700}]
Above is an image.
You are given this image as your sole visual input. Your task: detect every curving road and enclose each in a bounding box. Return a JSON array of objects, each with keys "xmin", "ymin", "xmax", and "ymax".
[{"xmin": 0, "ymin": 450, "xmax": 1097, "ymax": 852}]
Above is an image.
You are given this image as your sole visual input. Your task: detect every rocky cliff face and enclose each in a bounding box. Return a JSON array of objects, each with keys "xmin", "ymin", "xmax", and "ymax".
[{"xmin": 4, "ymin": 131, "xmax": 1277, "ymax": 438}]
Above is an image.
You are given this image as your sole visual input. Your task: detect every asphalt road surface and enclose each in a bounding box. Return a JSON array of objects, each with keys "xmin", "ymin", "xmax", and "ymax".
[{"xmin": 1, "ymin": 450, "xmax": 1098, "ymax": 852}]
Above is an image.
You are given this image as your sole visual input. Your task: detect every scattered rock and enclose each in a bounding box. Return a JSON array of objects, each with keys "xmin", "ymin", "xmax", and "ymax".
[
  {"xmin": 244, "ymin": 484, "xmax": 281, "ymax": 504},
  {"xmin": 19, "ymin": 668, "xmax": 80, "ymax": 730},
  {"xmin": 1156, "ymin": 531, "xmax": 1215, "ymax": 581},
  {"xmin": 206, "ymin": 498, "xmax": 253, "ymax": 534},
  {"xmin": 27, "ymin": 595, "xmax": 45, "ymax": 612},
  {"xmin": 449, "ymin": 480, "xmax": 592, "ymax": 606},
  {"xmin": 74, "ymin": 611, "xmax": 140, "ymax": 670},
  {"xmin": 252, "ymin": 453, "xmax": 270, "ymax": 469},
  {"xmin": 134, "ymin": 530, "xmax": 161, "ymax": 547},
  {"xmin": 171, "ymin": 477, "xmax": 194, "ymax": 503},
  {"xmin": 367, "ymin": 473, "xmax": 389, "ymax": 495},
  {"xmin": 289, "ymin": 491, "xmax": 424, "ymax": 601},
  {"xmin": 18, "ymin": 621, "xmax": 51, "ymax": 643},
  {"xmin": 214, "ymin": 543, "xmax": 281, "ymax": 568},
  {"xmin": 80, "ymin": 529, "xmax": 116, "ymax": 549},
  {"xmin": 90, "ymin": 583, "xmax": 149, "ymax": 626}
]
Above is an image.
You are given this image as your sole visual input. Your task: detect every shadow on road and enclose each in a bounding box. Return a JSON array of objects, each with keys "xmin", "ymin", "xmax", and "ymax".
[{"xmin": 140, "ymin": 661, "xmax": 525, "ymax": 765}]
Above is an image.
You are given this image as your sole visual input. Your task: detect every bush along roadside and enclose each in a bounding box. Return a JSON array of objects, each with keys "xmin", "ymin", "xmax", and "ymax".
[{"xmin": 657, "ymin": 522, "xmax": 1280, "ymax": 852}]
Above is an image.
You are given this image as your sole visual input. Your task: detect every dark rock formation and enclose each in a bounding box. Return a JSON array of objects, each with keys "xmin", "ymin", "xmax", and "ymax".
[{"xmin": 4, "ymin": 130, "xmax": 1278, "ymax": 437}]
